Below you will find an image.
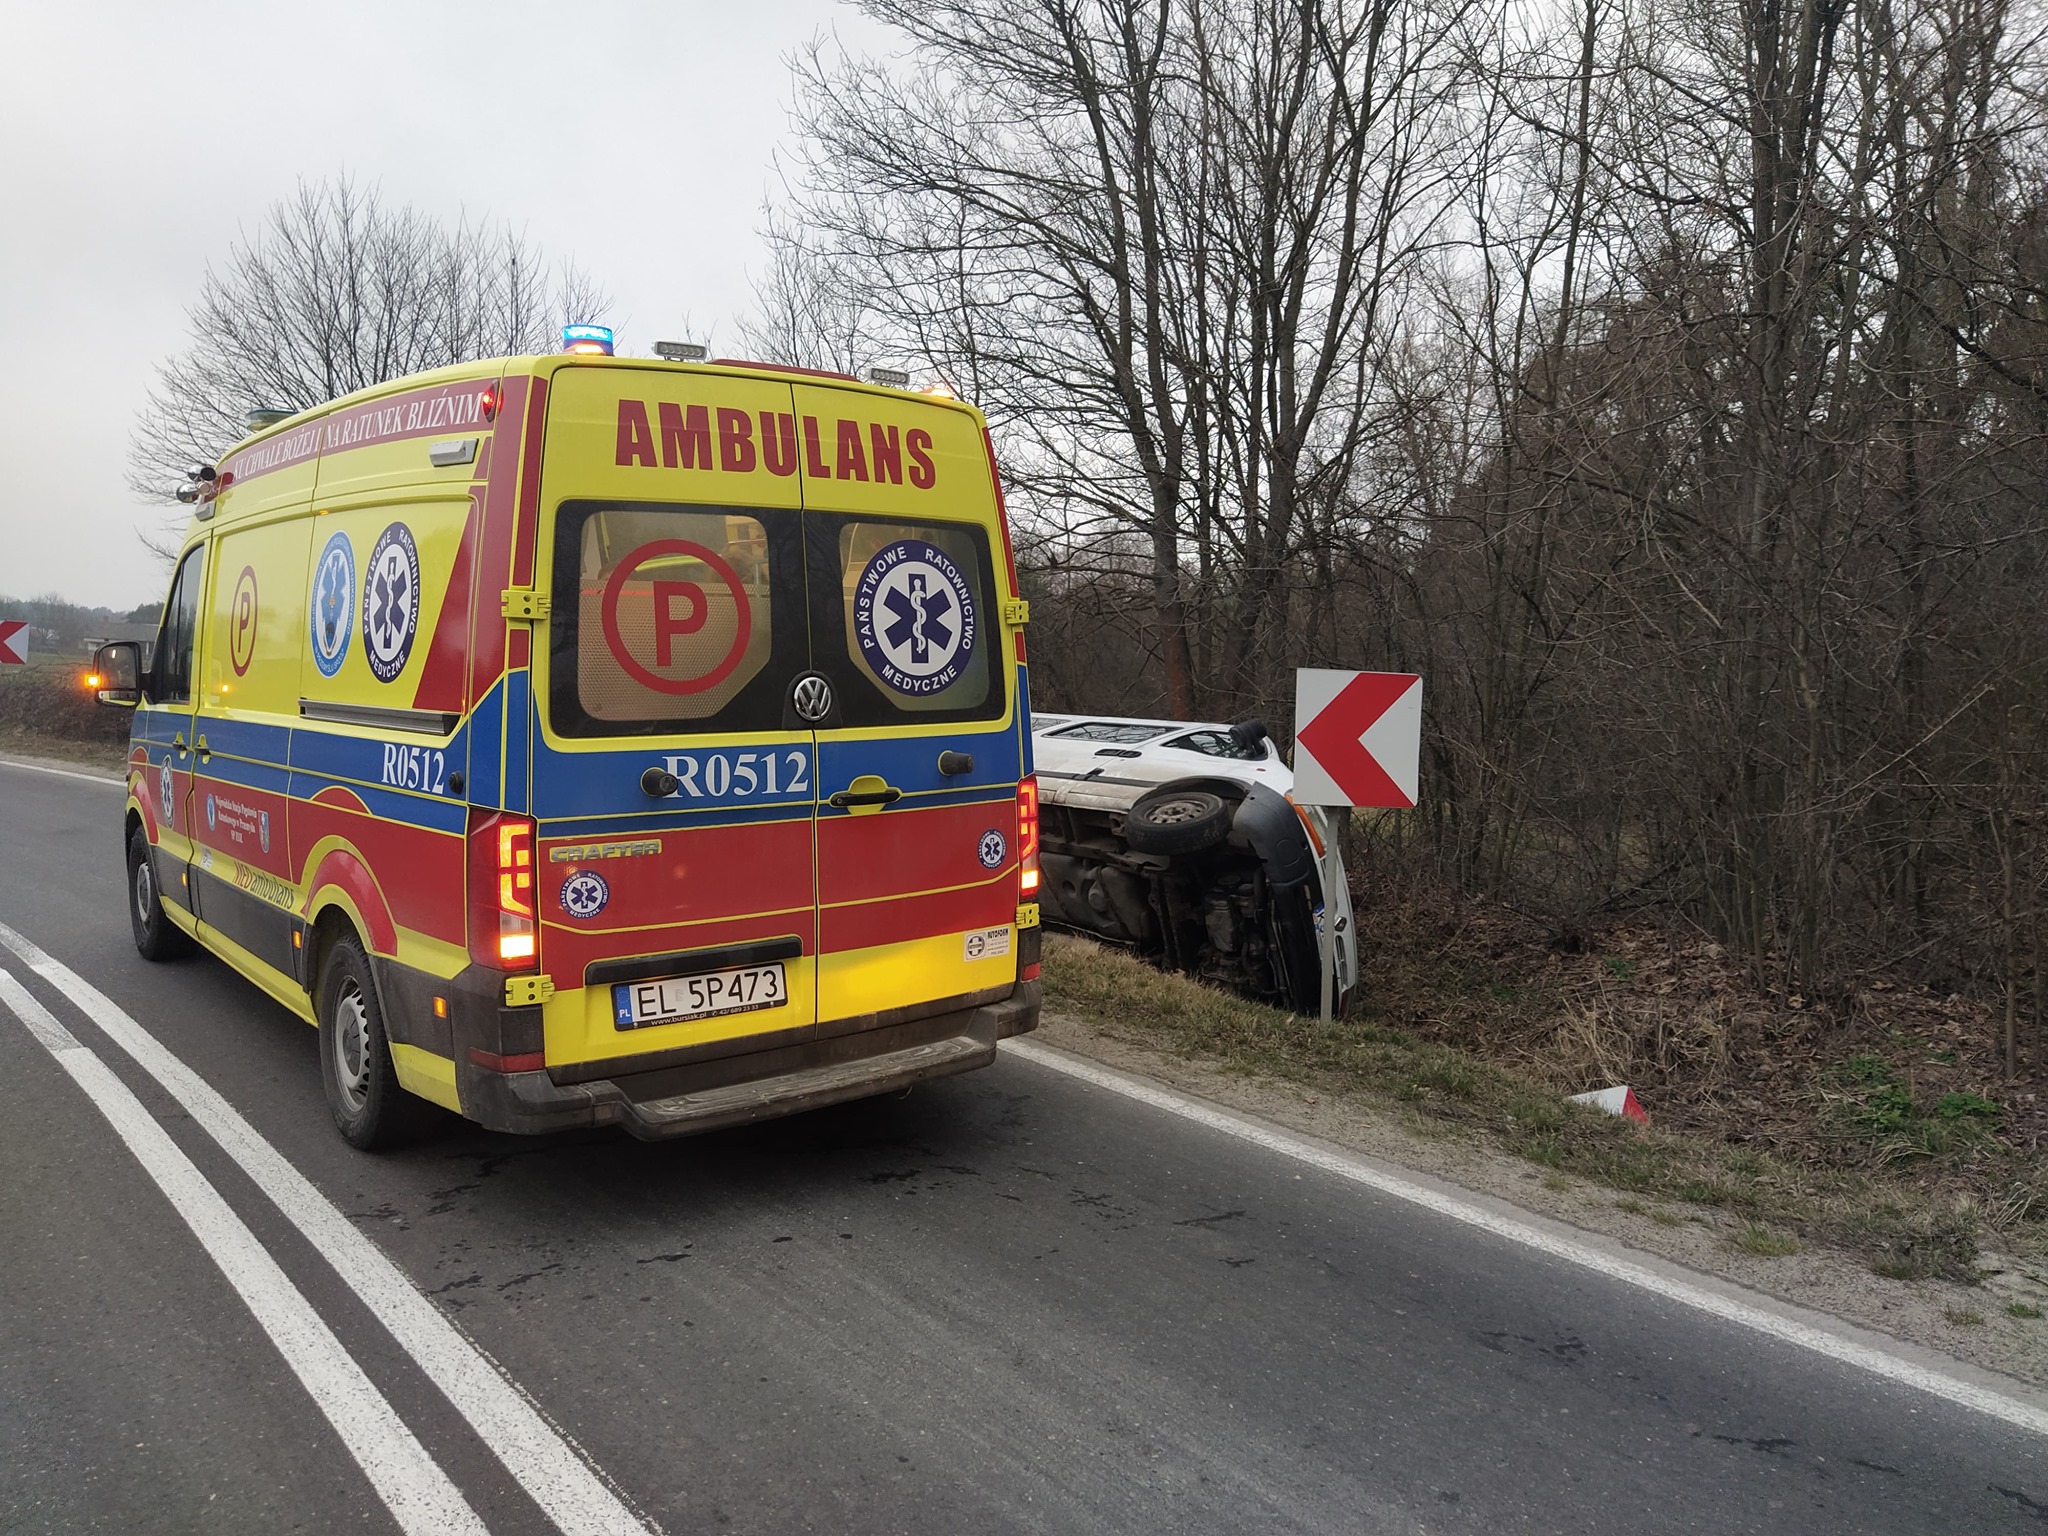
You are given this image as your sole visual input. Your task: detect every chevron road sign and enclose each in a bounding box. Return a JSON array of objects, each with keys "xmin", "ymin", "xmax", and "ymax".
[{"xmin": 1292, "ymin": 669, "xmax": 1422, "ymax": 808}]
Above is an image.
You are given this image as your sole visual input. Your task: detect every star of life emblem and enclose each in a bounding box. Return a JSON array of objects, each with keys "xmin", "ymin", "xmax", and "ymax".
[
  {"xmin": 310, "ymin": 531, "xmax": 355, "ymax": 678},
  {"xmin": 852, "ymin": 540, "xmax": 978, "ymax": 698},
  {"xmin": 361, "ymin": 523, "xmax": 421, "ymax": 684},
  {"xmin": 560, "ymin": 870, "xmax": 609, "ymax": 920}
]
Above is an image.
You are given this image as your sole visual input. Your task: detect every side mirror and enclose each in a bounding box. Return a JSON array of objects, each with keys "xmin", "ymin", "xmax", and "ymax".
[{"xmin": 91, "ymin": 642, "xmax": 142, "ymax": 708}]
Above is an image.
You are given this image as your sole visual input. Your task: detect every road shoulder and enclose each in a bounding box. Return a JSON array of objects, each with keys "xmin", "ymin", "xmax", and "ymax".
[
  {"xmin": 1031, "ymin": 1004, "xmax": 2048, "ymax": 1390},
  {"xmin": 0, "ymin": 748, "xmax": 126, "ymax": 784}
]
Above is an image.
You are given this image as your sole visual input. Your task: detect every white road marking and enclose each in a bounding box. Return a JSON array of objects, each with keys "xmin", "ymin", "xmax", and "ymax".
[
  {"xmin": 0, "ymin": 922, "xmax": 656, "ymax": 1536},
  {"xmin": 1005, "ymin": 1037, "xmax": 2048, "ymax": 1441},
  {"xmin": 0, "ymin": 969, "xmax": 490, "ymax": 1536},
  {"xmin": 0, "ymin": 755, "xmax": 125, "ymax": 787}
]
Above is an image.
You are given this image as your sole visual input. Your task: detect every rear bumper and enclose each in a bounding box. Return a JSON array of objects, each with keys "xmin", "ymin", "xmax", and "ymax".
[{"xmin": 455, "ymin": 980, "xmax": 1041, "ymax": 1139}]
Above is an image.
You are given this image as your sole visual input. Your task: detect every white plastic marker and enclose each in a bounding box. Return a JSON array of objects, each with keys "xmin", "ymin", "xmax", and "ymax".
[
  {"xmin": 0, "ymin": 922, "xmax": 655, "ymax": 1536},
  {"xmin": 1005, "ymin": 1038, "xmax": 2048, "ymax": 1441},
  {"xmin": 0, "ymin": 970, "xmax": 489, "ymax": 1536}
]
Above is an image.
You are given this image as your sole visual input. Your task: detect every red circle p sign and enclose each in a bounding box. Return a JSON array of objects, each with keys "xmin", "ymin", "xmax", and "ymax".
[
  {"xmin": 599, "ymin": 541, "xmax": 752, "ymax": 696},
  {"xmin": 229, "ymin": 566, "xmax": 260, "ymax": 676}
]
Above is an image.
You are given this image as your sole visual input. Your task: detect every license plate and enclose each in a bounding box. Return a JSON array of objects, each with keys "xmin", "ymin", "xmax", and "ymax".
[{"xmin": 612, "ymin": 962, "xmax": 789, "ymax": 1030}]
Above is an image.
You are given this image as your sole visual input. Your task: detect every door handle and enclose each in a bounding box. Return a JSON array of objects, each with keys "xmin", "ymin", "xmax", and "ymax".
[
  {"xmin": 829, "ymin": 786, "xmax": 902, "ymax": 809},
  {"xmin": 173, "ymin": 733, "xmax": 188, "ymax": 755},
  {"xmin": 195, "ymin": 736, "xmax": 212, "ymax": 762}
]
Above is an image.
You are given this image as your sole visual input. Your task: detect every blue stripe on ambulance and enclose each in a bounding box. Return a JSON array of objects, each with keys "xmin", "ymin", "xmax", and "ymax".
[
  {"xmin": 465, "ymin": 675, "xmax": 507, "ymax": 812},
  {"xmin": 813, "ymin": 726, "xmax": 1021, "ymax": 796},
  {"xmin": 503, "ymin": 670, "xmax": 530, "ymax": 814}
]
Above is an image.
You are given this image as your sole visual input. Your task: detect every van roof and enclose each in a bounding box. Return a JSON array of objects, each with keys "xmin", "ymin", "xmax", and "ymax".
[{"xmin": 219, "ymin": 354, "xmax": 986, "ymax": 463}]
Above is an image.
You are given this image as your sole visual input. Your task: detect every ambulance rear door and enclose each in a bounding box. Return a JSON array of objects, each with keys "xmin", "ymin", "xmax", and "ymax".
[
  {"xmin": 530, "ymin": 370, "xmax": 821, "ymax": 1077},
  {"xmin": 790, "ymin": 383, "xmax": 1024, "ymax": 1025}
]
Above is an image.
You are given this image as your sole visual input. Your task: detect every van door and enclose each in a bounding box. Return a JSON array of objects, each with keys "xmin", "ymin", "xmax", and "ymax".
[
  {"xmin": 189, "ymin": 515, "xmax": 309, "ymax": 981},
  {"xmin": 138, "ymin": 544, "xmax": 208, "ymax": 923},
  {"xmin": 790, "ymin": 384, "xmax": 1023, "ymax": 1025},
  {"xmin": 532, "ymin": 494, "xmax": 822, "ymax": 1074}
]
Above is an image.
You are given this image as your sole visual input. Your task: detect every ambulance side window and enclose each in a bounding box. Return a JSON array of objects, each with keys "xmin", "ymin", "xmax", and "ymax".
[{"xmin": 152, "ymin": 547, "xmax": 205, "ymax": 706}]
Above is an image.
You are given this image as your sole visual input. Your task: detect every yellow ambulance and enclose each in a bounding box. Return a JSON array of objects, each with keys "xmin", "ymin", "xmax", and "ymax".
[{"xmin": 97, "ymin": 340, "xmax": 1042, "ymax": 1148}]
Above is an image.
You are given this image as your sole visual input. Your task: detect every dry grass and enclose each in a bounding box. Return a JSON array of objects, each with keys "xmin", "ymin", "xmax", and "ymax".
[
  {"xmin": 1731, "ymin": 1224, "xmax": 1801, "ymax": 1256},
  {"xmin": 1041, "ymin": 931, "xmax": 2027, "ymax": 1280},
  {"xmin": 0, "ymin": 670, "xmax": 131, "ymax": 769},
  {"xmin": 0, "ymin": 728, "xmax": 127, "ymax": 770}
]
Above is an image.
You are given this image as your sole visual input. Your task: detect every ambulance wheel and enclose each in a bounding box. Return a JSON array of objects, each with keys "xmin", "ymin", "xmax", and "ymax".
[
  {"xmin": 318, "ymin": 934, "xmax": 437, "ymax": 1150},
  {"xmin": 1125, "ymin": 785, "xmax": 1232, "ymax": 855},
  {"xmin": 127, "ymin": 827, "xmax": 194, "ymax": 961}
]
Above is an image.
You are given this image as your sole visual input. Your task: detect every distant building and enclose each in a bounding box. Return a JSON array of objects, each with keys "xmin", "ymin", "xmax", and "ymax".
[{"xmin": 82, "ymin": 623, "xmax": 157, "ymax": 669}]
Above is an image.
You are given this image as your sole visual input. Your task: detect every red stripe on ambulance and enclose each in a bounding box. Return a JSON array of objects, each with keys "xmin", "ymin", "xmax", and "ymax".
[
  {"xmin": 412, "ymin": 495, "xmax": 480, "ymax": 714},
  {"xmin": 468, "ymin": 375, "xmax": 530, "ymax": 694}
]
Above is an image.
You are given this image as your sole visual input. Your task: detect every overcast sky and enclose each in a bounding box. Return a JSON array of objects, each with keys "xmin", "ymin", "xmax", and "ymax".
[{"xmin": 0, "ymin": 0, "xmax": 889, "ymax": 612}]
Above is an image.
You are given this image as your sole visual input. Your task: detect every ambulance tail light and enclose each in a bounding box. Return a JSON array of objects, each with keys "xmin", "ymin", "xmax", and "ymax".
[
  {"xmin": 468, "ymin": 810, "xmax": 538, "ymax": 969},
  {"xmin": 1017, "ymin": 775, "xmax": 1040, "ymax": 898}
]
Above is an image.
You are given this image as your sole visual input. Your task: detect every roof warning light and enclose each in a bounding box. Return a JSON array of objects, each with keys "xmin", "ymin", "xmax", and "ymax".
[{"xmin": 562, "ymin": 324, "xmax": 615, "ymax": 357}]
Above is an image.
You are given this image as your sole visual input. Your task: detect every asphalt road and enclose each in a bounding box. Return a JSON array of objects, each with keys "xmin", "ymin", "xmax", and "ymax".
[{"xmin": 2, "ymin": 756, "xmax": 2045, "ymax": 1535}]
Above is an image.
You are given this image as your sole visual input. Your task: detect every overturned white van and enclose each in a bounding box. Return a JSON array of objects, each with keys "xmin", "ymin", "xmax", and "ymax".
[{"xmin": 1030, "ymin": 714, "xmax": 1357, "ymax": 1013}]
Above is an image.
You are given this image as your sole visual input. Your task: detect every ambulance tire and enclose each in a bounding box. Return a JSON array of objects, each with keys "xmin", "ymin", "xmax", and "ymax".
[
  {"xmin": 127, "ymin": 827, "xmax": 195, "ymax": 961},
  {"xmin": 318, "ymin": 934, "xmax": 439, "ymax": 1150},
  {"xmin": 1125, "ymin": 785, "xmax": 1233, "ymax": 855}
]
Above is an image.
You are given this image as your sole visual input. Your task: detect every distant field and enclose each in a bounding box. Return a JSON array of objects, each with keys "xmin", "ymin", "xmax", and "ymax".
[
  {"xmin": 0, "ymin": 650, "xmax": 92, "ymax": 677},
  {"xmin": 0, "ymin": 660, "xmax": 131, "ymax": 757}
]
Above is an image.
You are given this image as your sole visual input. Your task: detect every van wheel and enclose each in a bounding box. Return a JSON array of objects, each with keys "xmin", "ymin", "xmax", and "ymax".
[
  {"xmin": 318, "ymin": 934, "xmax": 437, "ymax": 1150},
  {"xmin": 127, "ymin": 827, "xmax": 194, "ymax": 960},
  {"xmin": 1125, "ymin": 785, "xmax": 1233, "ymax": 855}
]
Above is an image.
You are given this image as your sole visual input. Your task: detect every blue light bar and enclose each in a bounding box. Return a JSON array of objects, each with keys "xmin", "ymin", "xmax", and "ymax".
[{"xmin": 562, "ymin": 324, "xmax": 615, "ymax": 356}]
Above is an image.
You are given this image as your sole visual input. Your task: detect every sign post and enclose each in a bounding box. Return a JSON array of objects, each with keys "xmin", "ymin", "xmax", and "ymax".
[
  {"xmin": 1292, "ymin": 669, "xmax": 1424, "ymax": 1024},
  {"xmin": 0, "ymin": 621, "xmax": 27, "ymax": 666}
]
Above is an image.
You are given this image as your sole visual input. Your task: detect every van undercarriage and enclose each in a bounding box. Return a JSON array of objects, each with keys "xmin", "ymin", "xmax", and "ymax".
[{"xmin": 1035, "ymin": 782, "xmax": 1327, "ymax": 1012}]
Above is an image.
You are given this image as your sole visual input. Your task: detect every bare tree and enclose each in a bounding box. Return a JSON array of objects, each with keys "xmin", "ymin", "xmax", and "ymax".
[
  {"xmin": 762, "ymin": 0, "xmax": 2048, "ymax": 1042},
  {"xmin": 773, "ymin": 0, "xmax": 1477, "ymax": 718},
  {"xmin": 129, "ymin": 175, "xmax": 608, "ymax": 542},
  {"xmin": 736, "ymin": 211, "xmax": 890, "ymax": 376}
]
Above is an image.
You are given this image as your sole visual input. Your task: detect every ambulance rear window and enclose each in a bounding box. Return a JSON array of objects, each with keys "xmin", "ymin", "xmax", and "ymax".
[
  {"xmin": 822, "ymin": 515, "xmax": 1005, "ymax": 727},
  {"xmin": 548, "ymin": 502, "xmax": 802, "ymax": 738}
]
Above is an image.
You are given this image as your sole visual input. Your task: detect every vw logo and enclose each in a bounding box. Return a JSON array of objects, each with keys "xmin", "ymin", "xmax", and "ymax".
[{"xmin": 791, "ymin": 674, "xmax": 833, "ymax": 724}]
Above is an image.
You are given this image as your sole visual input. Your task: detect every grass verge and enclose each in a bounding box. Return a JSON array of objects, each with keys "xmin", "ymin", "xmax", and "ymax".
[
  {"xmin": 0, "ymin": 669, "xmax": 131, "ymax": 771},
  {"xmin": 0, "ymin": 728, "xmax": 127, "ymax": 771},
  {"xmin": 1039, "ymin": 932, "xmax": 2021, "ymax": 1281}
]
